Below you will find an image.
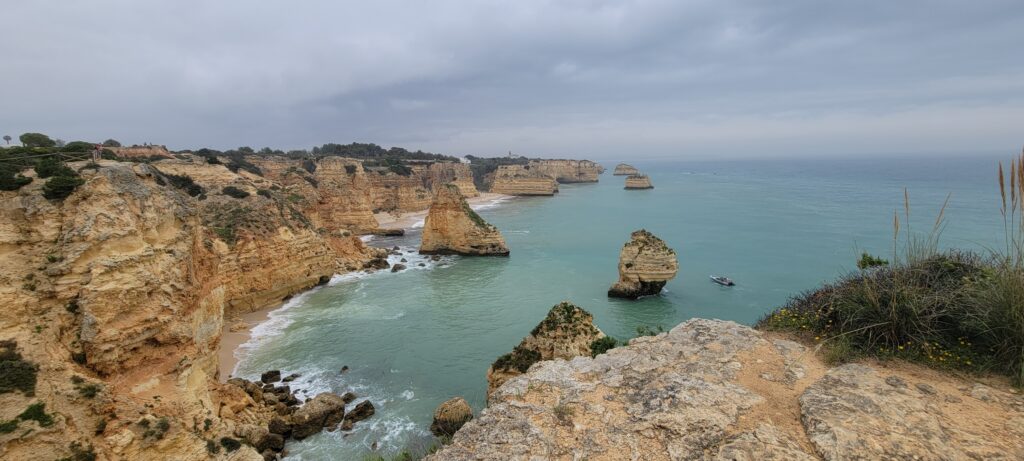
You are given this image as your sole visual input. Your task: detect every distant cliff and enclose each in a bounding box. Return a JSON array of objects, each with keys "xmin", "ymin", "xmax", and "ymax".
[
  {"xmin": 489, "ymin": 165, "xmax": 559, "ymax": 196},
  {"xmin": 526, "ymin": 159, "xmax": 604, "ymax": 183}
]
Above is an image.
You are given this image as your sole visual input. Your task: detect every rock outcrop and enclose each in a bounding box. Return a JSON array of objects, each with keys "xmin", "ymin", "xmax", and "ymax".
[
  {"xmin": 108, "ymin": 145, "xmax": 174, "ymax": 160},
  {"xmin": 420, "ymin": 184, "xmax": 509, "ymax": 256},
  {"xmin": 489, "ymin": 165, "xmax": 559, "ymax": 196},
  {"xmin": 624, "ymin": 174, "xmax": 653, "ymax": 189},
  {"xmin": 608, "ymin": 229, "xmax": 678, "ymax": 299},
  {"xmin": 526, "ymin": 159, "xmax": 604, "ymax": 183},
  {"xmin": 0, "ymin": 158, "xmax": 388, "ymax": 460},
  {"xmin": 429, "ymin": 319, "xmax": 1024, "ymax": 460},
  {"xmin": 431, "ymin": 397, "xmax": 474, "ymax": 437},
  {"xmin": 486, "ymin": 302, "xmax": 604, "ymax": 397},
  {"xmin": 613, "ymin": 163, "xmax": 639, "ymax": 175}
]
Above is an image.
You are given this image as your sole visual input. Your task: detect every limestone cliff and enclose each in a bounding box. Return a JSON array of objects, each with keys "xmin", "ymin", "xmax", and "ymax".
[
  {"xmin": 613, "ymin": 163, "xmax": 639, "ymax": 175},
  {"xmin": 0, "ymin": 159, "xmax": 386, "ymax": 460},
  {"xmin": 365, "ymin": 161, "xmax": 479, "ymax": 214},
  {"xmin": 486, "ymin": 302, "xmax": 604, "ymax": 398},
  {"xmin": 108, "ymin": 145, "xmax": 174, "ymax": 160},
  {"xmin": 419, "ymin": 184, "xmax": 509, "ymax": 256},
  {"xmin": 429, "ymin": 319, "xmax": 1024, "ymax": 460},
  {"xmin": 608, "ymin": 229, "xmax": 678, "ymax": 299},
  {"xmin": 624, "ymin": 174, "xmax": 653, "ymax": 189},
  {"xmin": 527, "ymin": 159, "xmax": 604, "ymax": 183},
  {"xmin": 489, "ymin": 165, "xmax": 558, "ymax": 196}
]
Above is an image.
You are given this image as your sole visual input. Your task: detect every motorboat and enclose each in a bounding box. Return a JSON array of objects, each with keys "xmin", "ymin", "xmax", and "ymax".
[{"xmin": 710, "ymin": 275, "xmax": 735, "ymax": 286}]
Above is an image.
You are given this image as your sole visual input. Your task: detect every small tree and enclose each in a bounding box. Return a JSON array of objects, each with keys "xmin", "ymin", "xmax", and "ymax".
[
  {"xmin": 3, "ymin": 135, "xmax": 11, "ymax": 145},
  {"xmin": 102, "ymin": 139, "xmax": 121, "ymax": 147},
  {"xmin": 42, "ymin": 175, "xmax": 85, "ymax": 200},
  {"xmin": 19, "ymin": 133, "xmax": 56, "ymax": 148},
  {"xmin": 0, "ymin": 164, "xmax": 32, "ymax": 190}
]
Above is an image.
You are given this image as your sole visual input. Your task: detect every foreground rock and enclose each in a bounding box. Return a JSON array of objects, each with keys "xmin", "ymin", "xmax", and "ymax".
[
  {"xmin": 431, "ymin": 397, "xmax": 474, "ymax": 437},
  {"xmin": 486, "ymin": 302, "xmax": 604, "ymax": 397},
  {"xmin": 420, "ymin": 184, "xmax": 509, "ymax": 256},
  {"xmin": 613, "ymin": 163, "xmax": 639, "ymax": 175},
  {"xmin": 624, "ymin": 174, "xmax": 653, "ymax": 189},
  {"xmin": 428, "ymin": 319, "xmax": 1024, "ymax": 460},
  {"xmin": 607, "ymin": 229, "xmax": 678, "ymax": 298}
]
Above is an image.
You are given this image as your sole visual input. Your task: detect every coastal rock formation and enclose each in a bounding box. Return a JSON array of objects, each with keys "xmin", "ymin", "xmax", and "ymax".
[
  {"xmin": 428, "ymin": 319, "xmax": 1024, "ymax": 460},
  {"xmin": 0, "ymin": 159, "xmax": 388, "ymax": 460},
  {"xmin": 613, "ymin": 163, "xmax": 639, "ymax": 175},
  {"xmin": 107, "ymin": 144, "xmax": 174, "ymax": 160},
  {"xmin": 431, "ymin": 397, "xmax": 474, "ymax": 437},
  {"xmin": 486, "ymin": 302, "xmax": 604, "ymax": 397},
  {"xmin": 365, "ymin": 161, "xmax": 479, "ymax": 214},
  {"xmin": 624, "ymin": 174, "xmax": 653, "ymax": 189},
  {"xmin": 527, "ymin": 159, "xmax": 604, "ymax": 183},
  {"xmin": 608, "ymin": 229, "xmax": 678, "ymax": 299},
  {"xmin": 420, "ymin": 184, "xmax": 509, "ymax": 256},
  {"xmin": 489, "ymin": 165, "xmax": 558, "ymax": 196}
]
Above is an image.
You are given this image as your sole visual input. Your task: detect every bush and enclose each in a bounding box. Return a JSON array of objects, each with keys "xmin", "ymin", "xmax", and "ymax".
[
  {"xmin": 18, "ymin": 402, "xmax": 54, "ymax": 427},
  {"xmin": 35, "ymin": 157, "xmax": 75, "ymax": 178},
  {"xmin": 492, "ymin": 346, "xmax": 541, "ymax": 373},
  {"xmin": 0, "ymin": 164, "xmax": 32, "ymax": 191},
  {"xmin": 63, "ymin": 141, "xmax": 94, "ymax": 153},
  {"xmin": 589, "ymin": 336, "xmax": 618, "ymax": 357},
  {"xmin": 219, "ymin": 437, "xmax": 241, "ymax": 452},
  {"xmin": 102, "ymin": 139, "xmax": 121, "ymax": 147},
  {"xmin": 857, "ymin": 252, "xmax": 889, "ymax": 270},
  {"xmin": 0, "ymin": 340, "xmax": 38, "ymax": 395},
  {"xmin": 43, "ymin": 174, "xmax": 85, "ymax": 200},
  {"xmin": 164, "ymin": 173, "xmax": 203, "ymax": 197},
  {"xmin": 222, "ymin": 186, "xmax": 250, "ymax": 199}
]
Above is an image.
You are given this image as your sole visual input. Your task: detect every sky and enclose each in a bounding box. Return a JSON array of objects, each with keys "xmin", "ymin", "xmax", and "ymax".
[{"xmin": 2, "ymin": 1, "xmax": 1023, "ymax": 160}]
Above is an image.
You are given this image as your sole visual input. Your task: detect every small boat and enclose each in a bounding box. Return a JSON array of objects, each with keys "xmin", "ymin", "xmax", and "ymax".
[{"xmin": 710, "ymin": 275, "xmax": 735, "ymax": 286}]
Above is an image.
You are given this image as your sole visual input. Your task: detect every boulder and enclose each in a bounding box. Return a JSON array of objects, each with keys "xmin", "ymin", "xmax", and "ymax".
[
  {"xmin": 391, "ymin": 263, "xmax": 407, "ymax": 272},
  {"xmin": 607, "ymin": 229, "xmax": 677, "ymax": 299},
  {"xmin": 430, "ymin": 397, "xmax": 474, "ymax": 437},
  {"xmin": 291, "ymin": 393, "xmax": 347, "ymax": 439},
  {"xmin": 419, "ymin": 184, "xmax": 509, "ymax": 256},
  {"xmin": 261, "ymin": 370, "xmax": 281, "ymax": 384},
  {"xmin": 344, "ymin": 400, "xmax": 376, "ymax": 424},
  {"xmin": 267, "ymin": 417, "xmax": 292, "ymax": 437}
]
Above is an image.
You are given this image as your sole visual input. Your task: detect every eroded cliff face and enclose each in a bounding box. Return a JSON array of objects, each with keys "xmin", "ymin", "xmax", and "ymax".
[
  {"xmin": 430, "ymin": 319, "xmax": 1024, "ymax": 461},
  {"xmin": 613, "ymin": 163, "xmax": 639, "ymax": 175},
  {"xmin": 624, "ymin": 174, "xmax": 653, "ymax": 189},
  {"xmin": 420, "ymin": 184, "xmax": 508, "ymax": 256},
  {"xmin": 0, "ymin": 159, "xmax": 386, "ymax": 460},
  {"xmin": 364, "ymin": 162, "xmax": 478, "ymax": 214},
  {"xmin": 108, "ymin": 145, "xmax": 174, "ymax": 160},
  {"xmin": 608, "ymin": 229, "xmax": 678, "ymax": 299},
  {"xmin": 489, "ymin": 165, "xmax": 559, "ymax": 196},
  {"xmin": 485, "ymin": 302, "xmax": 604, "ymax": 398},
  {"xmin": 527, "ymin": 159, "xmax": 604, "ymax": 183}
]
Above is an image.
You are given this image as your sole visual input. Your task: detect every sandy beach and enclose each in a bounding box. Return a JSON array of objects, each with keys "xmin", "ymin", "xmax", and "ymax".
[{"xmin": 216, "ymin": 191, "xmax": 512, "ymax": 381}]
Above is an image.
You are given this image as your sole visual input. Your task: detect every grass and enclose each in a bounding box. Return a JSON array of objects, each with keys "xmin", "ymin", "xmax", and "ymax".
[{"xmin": 759, "ymin": 151, "xmax": 1024, "ymax": 385}]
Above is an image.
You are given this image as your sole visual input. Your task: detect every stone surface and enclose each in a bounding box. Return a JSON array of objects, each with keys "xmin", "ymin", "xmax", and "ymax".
[
  {"xmin": 624, "ymin": 174, "xmax": 653, "ymax": 189},
  {"xmin": 419, "ymin": 184, "xmax": 509, "ymax": 256},
  {"xmin": 431, "ymin": 397, "xmax": 474, "ymax": 437},
  {"xmin": 290, "ymin": 393, "xmax": 346, "ymax": 439},
  {"xmin": 489, "ymin": 165, "xmax": 559, "ymax": 196},
  {"xmin": 486, "ymin": 302, "xmax": 605, "ymax": 398},
  {"xmin": 607, "ymin": 229, "xmax": 678, "ymax": 299},
  {"xmin": 613, "ymin": 163, "xmax": 640, "ymax": 176}
]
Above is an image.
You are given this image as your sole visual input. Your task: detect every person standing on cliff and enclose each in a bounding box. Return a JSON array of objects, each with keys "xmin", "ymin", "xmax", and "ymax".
[{"xmin": 92, "ymin": 144, "xmax": 102, "ymax": 163}]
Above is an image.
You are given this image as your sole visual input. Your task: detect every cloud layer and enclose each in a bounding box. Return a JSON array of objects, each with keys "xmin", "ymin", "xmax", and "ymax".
[{"xmin": 2, "ymin": 0, "xmax": 1022, "ymax": 159}]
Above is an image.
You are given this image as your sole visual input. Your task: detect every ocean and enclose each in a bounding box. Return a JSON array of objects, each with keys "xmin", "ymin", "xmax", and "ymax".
[{"xmin": 232, "ymin": 154, "xmax": 1007, "ymax": 459}]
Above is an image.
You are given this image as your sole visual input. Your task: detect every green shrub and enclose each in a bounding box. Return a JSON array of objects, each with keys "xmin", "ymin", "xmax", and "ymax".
[
  {"xmin": 492, "ymin": 346, "xmax": 541, "ymax": 373},
  {"xmin": 34, "ymin": 157, "xmax": 75, "ymax": 178},
  {"xmin": 222, "ymin": 186, "xmax": 249, "ymax": 199},
  {"xmin": 20, "ymin": 132, "xmax": 56, "ymax": 148},
  {"xmin": 205, "ymin": 439, "xmax": 220, "ymax": 454},
  {"xmin": 0, "ymin": 164, "xmax": 32, "ymax": 191},
  {"xmin": 0, "ymin": 340, "xmax": 38, "ymax": 395},
  {"xmin": 857, "ymin": 252, "xmax": 890, "ymax": 270},
  {"xmin": 163, "ymin": 173, "xmax": 203, "ymax": 197},
  {"xmin": 62, "ymin": 141, "xmax": 94, "ymax": 153},
  {"xmin": 0, "ymin": 419, "xmax": 17, "ymax": 433},
  {"xmin": 219, "ymin": 437, "xmax": 241, "ymax": 452},
  {"xmin": 102, "ymin": 139, "xmax": 121, "ymax": 147},
  {"xmin": 18, "ymin": 402, "xmax": 54, "ymax": 427},
  {"xmin": 42, "ymin": 174, "xmax": 85, "ymax": 200},
  {"xmin": 589, "ymin": 336, "xmax": 618, "ymax": 357}
]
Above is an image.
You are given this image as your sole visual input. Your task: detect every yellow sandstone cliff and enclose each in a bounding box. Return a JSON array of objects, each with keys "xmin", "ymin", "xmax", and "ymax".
[
  {"xmin": 489, "ymin": 165, "xmax": 558, "ymax": 196},
  {"xmin": 365, "ymin": 161, "xmax": 479, "ymax": 214},
  {"xmin": 419, "ymin": 184, "xmax": 509, "ymax": 256},
  {"xmin": 624, "ymin": 174, "xmax": 654, "ymax": 189},
  {"xmin": 608, "ymin": 229, "xmax": 678, "ymax": 299},
  {"xmin": 613, "ymin": 163, "xmax": 639, "ymax": 175},
  {"xmin": 527, "ymin": 159, "xmax": 604, "ymax": 183}
]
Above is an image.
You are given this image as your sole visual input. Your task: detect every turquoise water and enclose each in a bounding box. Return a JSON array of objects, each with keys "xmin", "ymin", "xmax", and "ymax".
[{"xmin": 233, "ymin": 154, "xmax": 1006, "ymax": 459}]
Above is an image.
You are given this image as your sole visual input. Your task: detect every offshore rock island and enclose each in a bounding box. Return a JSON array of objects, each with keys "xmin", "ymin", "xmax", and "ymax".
[
  {"xmin": 419, "ymin": 184, "xmax": 509, "ymax": 256},
  {"xmin": 608, "ymin": 229, "xmax": 679, "ymax": 299}
]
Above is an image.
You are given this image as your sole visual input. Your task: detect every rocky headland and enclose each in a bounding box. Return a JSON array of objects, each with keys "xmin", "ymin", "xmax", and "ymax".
[
  {"xmin": 613, "ymin": 163, "xmax": 639, "ymax": 175},
  {"xmin": 485, "ymin": 302, "xmax": 605, "ymax": 398},
  {"xmin": 429, "ymin": 318, "xmax": 1024, "ymax": 460},
  {"xmin": 624, "ymin": 174, "xmax": 653, "ymax": 189},
  {"xmin": 419, "ymin": 184, "xmax": 509, "ymax": 256},
  {"xmin": 525, "ymin": 159, "xmax": 604, "ymax": 183},
  {"xmin": 607, "ymin": 229, "xmax": 678, "ymax": 299},
  {"xmin": 488, "ymin": 165, "xmax": 559, "ymax": 196}
]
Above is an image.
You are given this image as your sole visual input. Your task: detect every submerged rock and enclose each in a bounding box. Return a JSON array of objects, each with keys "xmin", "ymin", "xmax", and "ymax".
[
  {"xmin": 624, "ymin": 174, "xmax": 653, "ymax": 189},
  {"xmin": 486, "ymin": 302, "xmax": 605, "ymax": 398},
  {"xmin": 431, "ymin": 397, "xmax": 474, "ymax": 437},
  {"xmin": 607, "ymin": 229, "xmax": 678, "ymax": 299},
  {"xmin": 419, "ymin": 184, "xmax": 509, "ymax": 256}
]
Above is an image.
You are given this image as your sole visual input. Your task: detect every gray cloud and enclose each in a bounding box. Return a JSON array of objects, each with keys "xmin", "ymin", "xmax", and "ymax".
[{"xmin": 2, "ymin": 0, "xmax": 1022, "ymax": 159}]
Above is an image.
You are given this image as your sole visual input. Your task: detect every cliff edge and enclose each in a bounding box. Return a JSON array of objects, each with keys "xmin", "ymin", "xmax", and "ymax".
[{"xmin": 429, "ymin": 319, "xmax": 1024, "ymax": 460}]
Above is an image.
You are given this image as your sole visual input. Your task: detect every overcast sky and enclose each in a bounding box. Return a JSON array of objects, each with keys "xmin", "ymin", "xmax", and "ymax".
[{"xmin": 2, "ymin": 1, "xmax": 1022, "ymax": 160}]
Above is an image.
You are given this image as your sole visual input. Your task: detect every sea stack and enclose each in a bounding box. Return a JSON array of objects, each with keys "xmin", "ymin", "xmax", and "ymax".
[
  {"xmin": 486, "ymin": 302, "xmax": 605, "ymax": 398},
  {"xmin": 608, "ymin": 229, "xmax": 678, "ymax": 299},
  {"xmin": 419, "ymin": 184, "xmax": 510, "ymax": 256},
  {"xmin": 624, "ymin": 174, "xmax": 653, "ymax": 189},
  {"xmin": 613, "ymin": 163, "xmax": 639, "ymax": 175}
]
